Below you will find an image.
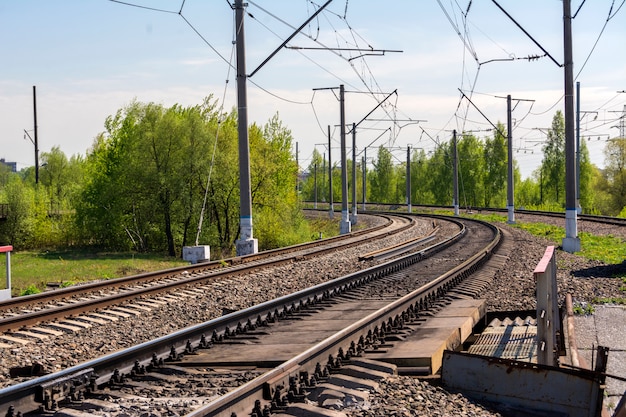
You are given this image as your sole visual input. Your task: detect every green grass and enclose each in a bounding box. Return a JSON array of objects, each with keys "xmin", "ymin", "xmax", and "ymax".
[
  {"xmin": 465, "ymin": 212, "xmax": 626, "ymax": 305},
  {"xmin": 0, "ymin": 216, "xmax": 343, "ymax": 297},
  {"xmin": 1, "ymin": 250, "xmax": 188, "ymax": 297},
  {"xmin": 465, "ymin": 212, "xmax": 626, "ymax": 266}
]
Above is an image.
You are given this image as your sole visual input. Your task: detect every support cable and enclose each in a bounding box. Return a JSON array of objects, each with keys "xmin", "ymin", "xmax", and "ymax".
[{"xmin": 195, "ymin": 28, "xmax": 237, "ymax": 246}]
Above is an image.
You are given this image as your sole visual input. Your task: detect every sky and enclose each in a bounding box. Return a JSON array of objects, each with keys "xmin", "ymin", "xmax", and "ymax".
[{"xmin": 1, "ymin": 0, "xmax": 625, "ymax": 179}]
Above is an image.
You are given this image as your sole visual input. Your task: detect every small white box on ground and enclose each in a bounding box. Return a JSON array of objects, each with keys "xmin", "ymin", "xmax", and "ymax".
[{"xmin": 183, "ymin": 245, "xmax": 210, "ymax": 264}]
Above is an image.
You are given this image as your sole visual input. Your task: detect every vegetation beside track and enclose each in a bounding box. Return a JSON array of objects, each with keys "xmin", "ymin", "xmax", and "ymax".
[
  {"xmin": 463, "ymin": 211, "xmax": 626, "ymax": 304},
  {"xmin": 2, "ymin": 215, "xmax": 344, "ymax": 297},
  {"xmin": 4, "ymin": 251, "xmax": 188, "ymax": 296}
]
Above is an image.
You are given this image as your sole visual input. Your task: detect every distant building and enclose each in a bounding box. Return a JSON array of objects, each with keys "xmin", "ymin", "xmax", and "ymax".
[{"xmin": 0, "ymin": 159, "xmax": 17, "ymax": 173}]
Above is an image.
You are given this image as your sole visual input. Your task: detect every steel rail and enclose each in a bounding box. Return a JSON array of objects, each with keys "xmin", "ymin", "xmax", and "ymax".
[
  {"xmin": 191, "ymin": 217, "xmax": 500, "ymax": 416},
  {"xmin": 0, "ymin": 213, "xmax": 399, "ymax": 311},
  {"xmin": 0, "ymin": 215, "xmax": 417, "ymax": 333},
  {"xmin": 0, "ymin": 215, "xmax": 471, "ymax": 416},
  {"xmin": 346, "ymin": 202, "xmax": 626, "ymax": 227},
  {"xmin": 358, "ymin": 225, "xmax": 439, "ymax": 261}
]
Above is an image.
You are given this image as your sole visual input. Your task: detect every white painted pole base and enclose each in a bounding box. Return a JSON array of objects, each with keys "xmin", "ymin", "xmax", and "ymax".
[
  {"xmin": 453, "ymin": 204, "xmax": 459, "ymax": 217},
  {"xmin": 236, "ymin": 238, "xmax": 258, "ymax": 256},
  {"xmin": 350, "ymin": 207, "xmax": 358, "ymax": 225},
  {"xmin": 507, "ymin": 205, "xmax": 515, "ymax": 224},
  {"xmin": 562, "ymin": 208, "xmax": 580, "ymax": 253},
  {"xmin": 340, "ymin": 210, "xmax": 351, "ymax": 234}
]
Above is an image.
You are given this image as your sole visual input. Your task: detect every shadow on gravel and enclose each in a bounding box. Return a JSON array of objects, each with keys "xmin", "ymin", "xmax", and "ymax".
[{"xmin": 571, "ymin": 262, "xmax": 626, "ymax": 279}]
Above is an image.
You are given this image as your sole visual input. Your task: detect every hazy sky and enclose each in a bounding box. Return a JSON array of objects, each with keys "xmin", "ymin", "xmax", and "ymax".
[{"xmin": 1, "ymin": 0, "xmax": 625, "ymax": 179}]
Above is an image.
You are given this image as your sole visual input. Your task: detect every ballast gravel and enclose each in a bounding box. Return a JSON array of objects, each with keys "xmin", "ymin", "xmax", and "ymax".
[{"xmin": 1, "ymin": 213, "xmax": 625, "ymax": 417}]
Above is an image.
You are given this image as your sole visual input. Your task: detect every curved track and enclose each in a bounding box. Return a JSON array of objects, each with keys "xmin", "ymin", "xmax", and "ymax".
[
  {"xmin": 0, "ymin": 216, "xmax": 501, "ymax": 417},
  {"xmin": 0, "ymin": 214, "xmax": 415, "ymax": 334}
]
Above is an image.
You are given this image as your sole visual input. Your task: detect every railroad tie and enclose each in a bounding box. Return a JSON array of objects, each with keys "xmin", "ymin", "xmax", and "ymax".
[
  {"xmin": 88, "ymin": 312, "xmax": 120, "ymax": 322},
  {"xmin": 0, "ymin": 334, "xmax": 31, "ymax": 345},
  {"xmin": 28, "ymin": 326, "xmax": 64, "ymax": 336},
  {"xmin": 12, "ymin": 330, "xmax": 49, "ymax": 341}
]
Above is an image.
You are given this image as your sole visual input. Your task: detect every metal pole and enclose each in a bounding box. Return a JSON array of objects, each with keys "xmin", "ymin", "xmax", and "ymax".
[
  {"xmin": 562, "ymin": 0, "xmax": 580, "ymax": 253},
  {"xmin": 350, "ymin": 123, "xmax": 357, "ymax": 224},
  {"xmin": 328, "ymin": 125, "xmax": 334, "ymax": 219},
  {"xmin": 33, "ymin": 86, "xmax": 39, "ymax": 185},
  {"xmin": 314, "ymin": 162, "xmax": 317, "ymax": 209},
  {"xmin": 322, "ymin": 153, "xmax": 326, "ymax": 203},
  {"xmin": 576, "ymin": 81, "xmax": 581, "ymax": 213},
  {"xmin": 362, "ymin": 155, "xmax": 366, "ymax": 211},
  {"xmin": 507, "ymin": 95, "xmax": 515, "ymax": 223},
  {"xmin": 406, "ymin": 145, "xmax": 411, "ymax": 212},
  {"xmin": 452, "ymin": 130, "xmax": 459, "ymax": 216},
  {"xmin": 339, "ymin": 85, "xmax": 351, "ymax": 234},
  {"xmin": 234, "ymin": 0, "xmax": 258, "ymax": 256}
]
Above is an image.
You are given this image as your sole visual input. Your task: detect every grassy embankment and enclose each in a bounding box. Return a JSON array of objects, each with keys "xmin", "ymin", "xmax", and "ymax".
[
  {"xmin": 463, "ymin": 211, "xmax": 626, "ymax": 305},
  {"xmin": 1, "ymin": 216, "xmax": 343, "ymax": 297}
]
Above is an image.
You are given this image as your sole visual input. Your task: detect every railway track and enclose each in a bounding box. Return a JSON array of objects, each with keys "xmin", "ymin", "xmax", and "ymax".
[
  {"xmin": 0, "ymin": 216, "xmax": 502, "ymax": 416},
  {"xmin": 0, "ymin": 213, "xmax": 418, "ymax": 334},
  {"xmin": 352, "ymin": 202, "xmax": 626, "ymax": 227}
]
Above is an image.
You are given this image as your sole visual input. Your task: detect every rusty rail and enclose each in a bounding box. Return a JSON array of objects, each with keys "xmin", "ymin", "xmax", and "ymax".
[{"xmin": 0, "ymin": 216, "xmax": 496, "ymax": 416}]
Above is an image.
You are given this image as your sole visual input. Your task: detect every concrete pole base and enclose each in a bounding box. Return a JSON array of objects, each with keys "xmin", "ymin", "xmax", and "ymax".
[
  {"xmin": 507, "ymin": 205, "xmax": 515, "ymax": 224},
  {"xmin": 183, "ymin": 245, "xmax": 211, "ymax": 264},
  {"xmin": 340, "ymin": 219, "xmax": 351, "ymax": 234},
  {"xmin": 563, "ymin": 208, "xmax": 580, "ymax": 253},
  {"xmin": 562, "ymin": 237, "xmax": 580, "ymax": 253},
  {"xmin": 236, "ymin": 238, "xmax": 258, "ymax": 256},
  {"xmin": 350, "ymin": 213, "xmax": 358, "ymax": 225}
]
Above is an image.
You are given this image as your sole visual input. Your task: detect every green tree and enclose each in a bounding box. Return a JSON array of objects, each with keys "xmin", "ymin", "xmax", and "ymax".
[
  {"xmin": 77, "ymin": 100, "xmax": 300, "ymax": 257},
  {"xmin": 370, "ymin": 146, "xmax": 397, "ymax": 203},
  {"xmin": 0, "ymin": 176, "xmax": 34, "ymax": 247},
  {"xmin": 457, "ymin": 133, "xmax": 484, "ymax": 208},
  {"xmin": 301, "ymin": 149, "xmax": 325, "ymax": 203},
  {"xmin": 251, "ymin": 115, "xmax": 299, "ymax": 249},
  {"xmin": 577, "ymin": 138, "xmax": 595, "ymax": 212},
  {"xmin": 540, "ymin": 111, "xmax": 566, "ymax": 205},
  {"xmin": 410, "ymin": 148, "xmax": 435, "ymax": 205},
  {"xmin": 483, "ymin": 124, "xmax": 508, "ymax": 207},
  {"xmin": 428, "ymin": 142, "xmax": 453, "ymax": 205},
  {"xmin": 602, "ymin": 137, "xmax": 626, "ymax": 214}
]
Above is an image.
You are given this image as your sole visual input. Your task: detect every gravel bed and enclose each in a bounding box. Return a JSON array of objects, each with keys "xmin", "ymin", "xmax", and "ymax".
[
  {"xmin": 345, "ymin": 217, "xmax": 625, "ymax": 417},
  {"xmin": 0, "ymin": 214, "xmax": 435, "ymax": 388},
  {"xmin": 2, "ymin": 213, "xmax": 624, "ymax": 417}
]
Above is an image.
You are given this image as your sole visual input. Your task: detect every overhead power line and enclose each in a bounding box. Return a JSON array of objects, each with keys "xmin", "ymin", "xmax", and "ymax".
[{"xmin": 490, "ymin": 0, "xmax": 562, "ymax": 67}]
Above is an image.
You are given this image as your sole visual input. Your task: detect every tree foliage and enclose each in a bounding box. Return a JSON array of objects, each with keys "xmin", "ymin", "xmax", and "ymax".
[
  {"xmin": 602, "ymin": 137, "xmax": 626, "ymax": 214},
  {"xmin": 540, "ymin": 111, "xmax": 566, "ymax": 205},
  {"xmin": 75, "ymin": 99, "xmax": 298, "ymax": 257}
]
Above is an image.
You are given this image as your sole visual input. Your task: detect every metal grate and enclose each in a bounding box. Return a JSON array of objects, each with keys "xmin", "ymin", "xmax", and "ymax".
[{"xmin": 468, "ymin": 318, "xmax": 537, "ymax": 362}]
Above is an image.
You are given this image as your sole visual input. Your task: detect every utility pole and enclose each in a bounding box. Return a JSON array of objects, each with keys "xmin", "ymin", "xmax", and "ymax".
[
  {"xmin": 339, "ymin": 85, "xmax": 351, "ymax": 234},
  {"xmin": 322, "ymin": 153, "xmax": 326, "ymax": 203},
  {"xmin": 576, "ymin": 81, "xmax": 582, "ymax": 213},
  {"xmin": 362, "ymin": 155, "xmax": 366, "ymax": 211},
  {"xmin": 234, "ymin": 0, "xmax": 258, "ymax": 256},
  {"xmin": 406, "ymin": 145, "xmax": 411, "ymax": 213},
  {"xmin": 328, "ymin": 125, "xmax": 334, "ymax": 219},
  {"xmin": 507, "ymin": 95, "xmax": 515, "ymax": 223},
  {"xmin": 350, "ymin": 123, "xmax": 357, "ymax": 225},
  {"xmin": 33, "ymin": 86, "xmax": 39, "ymax": 185},
  {"xmin": 314, "ymin": 162, "xmax": 317, "ymax": 209},
  {"xmin": 562, "ymin": 0, "xmax": 580, "ymax": 253},
  {"xmin": 452, "ymin": 130, "xmax": 459, "ymax": 216}
]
